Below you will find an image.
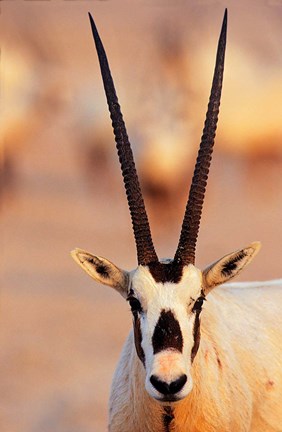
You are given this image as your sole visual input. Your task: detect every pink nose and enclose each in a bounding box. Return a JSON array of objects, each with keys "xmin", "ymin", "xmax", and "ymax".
[{"xmin": 150, "ymin": 374, "xmax": 187, "ymax": 395}]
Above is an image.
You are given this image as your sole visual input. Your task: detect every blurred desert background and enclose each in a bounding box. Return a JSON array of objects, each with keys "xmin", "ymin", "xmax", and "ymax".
[{"xmin": 1, "ymin": 1, "xmax": 282, "ymax": 431}]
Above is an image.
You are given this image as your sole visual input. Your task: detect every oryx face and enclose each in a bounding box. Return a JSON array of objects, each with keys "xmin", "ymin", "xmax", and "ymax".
[
  {"xmin": 72, "ymin": 9, "xmax": 261, "ymax": 403},
  {"xmin": 71, "ymin": 242, "xmax": 260, "ymax": 402},
  {"xmin": 129, "ymin": 263, "xmax": 203, "ymax": 401}
]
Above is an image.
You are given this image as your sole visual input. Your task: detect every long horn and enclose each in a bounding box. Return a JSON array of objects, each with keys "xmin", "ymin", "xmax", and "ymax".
[
  {"xmin": 174, "ymin": 9, "xmax": 227, "ymax": 265},
  {"xmin": 88, "ymin": 13, "xmax": 158, "ymax": 266}
]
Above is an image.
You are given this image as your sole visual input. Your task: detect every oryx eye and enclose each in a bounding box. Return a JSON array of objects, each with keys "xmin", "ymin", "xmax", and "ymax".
[
  {"xmin": 127, "ymin": 297, "xmax": 142, "ymax": 314},
  {"xmin": 192, "ymin": 296, "xmax": 205, "ymax": 313}
]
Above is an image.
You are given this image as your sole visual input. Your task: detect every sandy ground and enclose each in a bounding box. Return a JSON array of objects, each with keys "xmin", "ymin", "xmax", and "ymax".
[{"xmin": 1, "ymin": 2, "xmax": 282, "ymax": 432}]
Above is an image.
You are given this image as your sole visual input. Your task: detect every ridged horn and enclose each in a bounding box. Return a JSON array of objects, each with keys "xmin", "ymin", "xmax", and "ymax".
[
  {"xmin": 88, "ymin": 13, "xmax": 158, "ymax": 266},
  {"xmin": 174, "ymin": 9, "xmax": 228, "ymax": 265}
]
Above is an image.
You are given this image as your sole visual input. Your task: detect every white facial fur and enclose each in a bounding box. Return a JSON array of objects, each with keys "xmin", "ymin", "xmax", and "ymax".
[{"xmin": 131, "ymin": 264, "xmax": 203, "ymax": 401}]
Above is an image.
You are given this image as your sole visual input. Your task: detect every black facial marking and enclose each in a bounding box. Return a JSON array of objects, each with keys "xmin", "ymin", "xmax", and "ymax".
[
  {"xmin": 148, "ymin": 261, "xmax": 183, "ymax": 283},
  {"xmin": 192, "ymin": 296, "xmax": 205, "ymax": 313},
  {"xmin": 127, "ymin": 290, "xmax": 145, "ymax": 364},
  {"xmin": 221, "ymin": 251, "xmax": 246, "ymax": 276},
  {"xmin": 128, "ymin": 297, "xmax": 142, "ymax": 314},
  {"xmin": 163, "ymin": 406, "xmax": 174, "ymax": 432},
  {"xmin": 133, "ymin": 315, "xmax": 145, "ymax": 365},
  {"xmin": 191, "ymin": 310, "xmax": 201, "ymax": 362},
  {"xmin": 128, "ymin": 287, "xmax": 134, "ymax": 297},
  {"xmin": 152, "ymin": 310, "xmax": 183, "ymax": 354},
  {"xmin": 191, "ymin": 293, "xmax": 205, "ymax": 362}
]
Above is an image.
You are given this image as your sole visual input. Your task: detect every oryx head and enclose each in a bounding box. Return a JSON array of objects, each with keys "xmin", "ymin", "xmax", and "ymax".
[{"xmin": 72, "ymin": 10, "xmax": 261, "ymax": 403}]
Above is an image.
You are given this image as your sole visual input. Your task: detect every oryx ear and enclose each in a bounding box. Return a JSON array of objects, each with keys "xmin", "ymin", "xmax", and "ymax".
[
  {"xmin": 71, "ymin": 248, "xmax": 130, "ymax": 298},
  {"xmin": 202, "ymin": 242, "xmax": 261, "ymax": 294}
]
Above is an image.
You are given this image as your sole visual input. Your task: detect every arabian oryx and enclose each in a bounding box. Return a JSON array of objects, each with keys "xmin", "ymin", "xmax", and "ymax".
[{"xmin": 71, "ymin": 10, "xmax": 282, "ymax": 432}]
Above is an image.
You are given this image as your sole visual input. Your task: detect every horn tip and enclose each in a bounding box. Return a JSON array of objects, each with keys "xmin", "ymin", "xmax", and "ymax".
[
  {"xmin": 88, "ymin": 12, "xmax": 102, "ymax": 50},
  {"xmin": 222, "ymin": 8, "xmax": 228, "ymax": 31},
  {"xmin": 88, "ymin": 12, "xmax": 98, "ymax": 36}
]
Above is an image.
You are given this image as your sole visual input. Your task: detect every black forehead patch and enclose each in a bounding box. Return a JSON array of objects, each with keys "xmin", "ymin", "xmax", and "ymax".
[
  {"xmin": 148, "ymin": 261, "xmax": 183, "ymax": 283},
  {"xmin": 152, "ymin": 310, "xmax": 183, "ymax": 354}
]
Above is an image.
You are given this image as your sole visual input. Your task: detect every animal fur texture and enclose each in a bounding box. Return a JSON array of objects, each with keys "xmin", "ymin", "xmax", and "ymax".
[{"xmin": 109, "ymin": 279, "xmax": 282, "ymax": 432}]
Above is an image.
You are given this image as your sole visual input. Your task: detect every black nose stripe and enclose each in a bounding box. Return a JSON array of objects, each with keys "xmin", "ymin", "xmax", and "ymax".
[{"xmin": 152, "ymin": 309, "xmax": 183, "ymax": 354}]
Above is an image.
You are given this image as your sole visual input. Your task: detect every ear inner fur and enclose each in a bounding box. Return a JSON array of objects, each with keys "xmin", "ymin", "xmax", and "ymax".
[
  {"xmin": 202, "ymin": 242, "xmax": 261, "ymax": 293},
  {"xmin": 70, "ymin": 249, "xmax": 129, "ymax": 296}
]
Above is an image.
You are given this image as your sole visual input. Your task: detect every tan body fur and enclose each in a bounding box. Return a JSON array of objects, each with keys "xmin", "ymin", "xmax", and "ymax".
[{"xmin": 110, "ymin": 280, "xmax": 282, "ymax": 432}]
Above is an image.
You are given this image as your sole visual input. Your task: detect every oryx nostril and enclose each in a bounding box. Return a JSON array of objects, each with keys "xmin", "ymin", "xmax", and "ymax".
[
  {"xmin": 169, "ymin": 374, "xmax": 187, "ymax": 394},
  {"xmin": 150, "ymin": 375, "xmax": 170, "ymax": 395},
  {"xmin": 150, "ymin": 374, "xmax": 187, "ymax": 395}
]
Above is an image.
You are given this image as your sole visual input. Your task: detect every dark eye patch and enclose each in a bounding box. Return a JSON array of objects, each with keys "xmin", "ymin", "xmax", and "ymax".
[
  {"xmin": 192, "ymin": 296, "xmax": 206, "ymax": 313},
  {"xmin": 127, "ymin": 296, "xmax": 142, "ymax": 314}
]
